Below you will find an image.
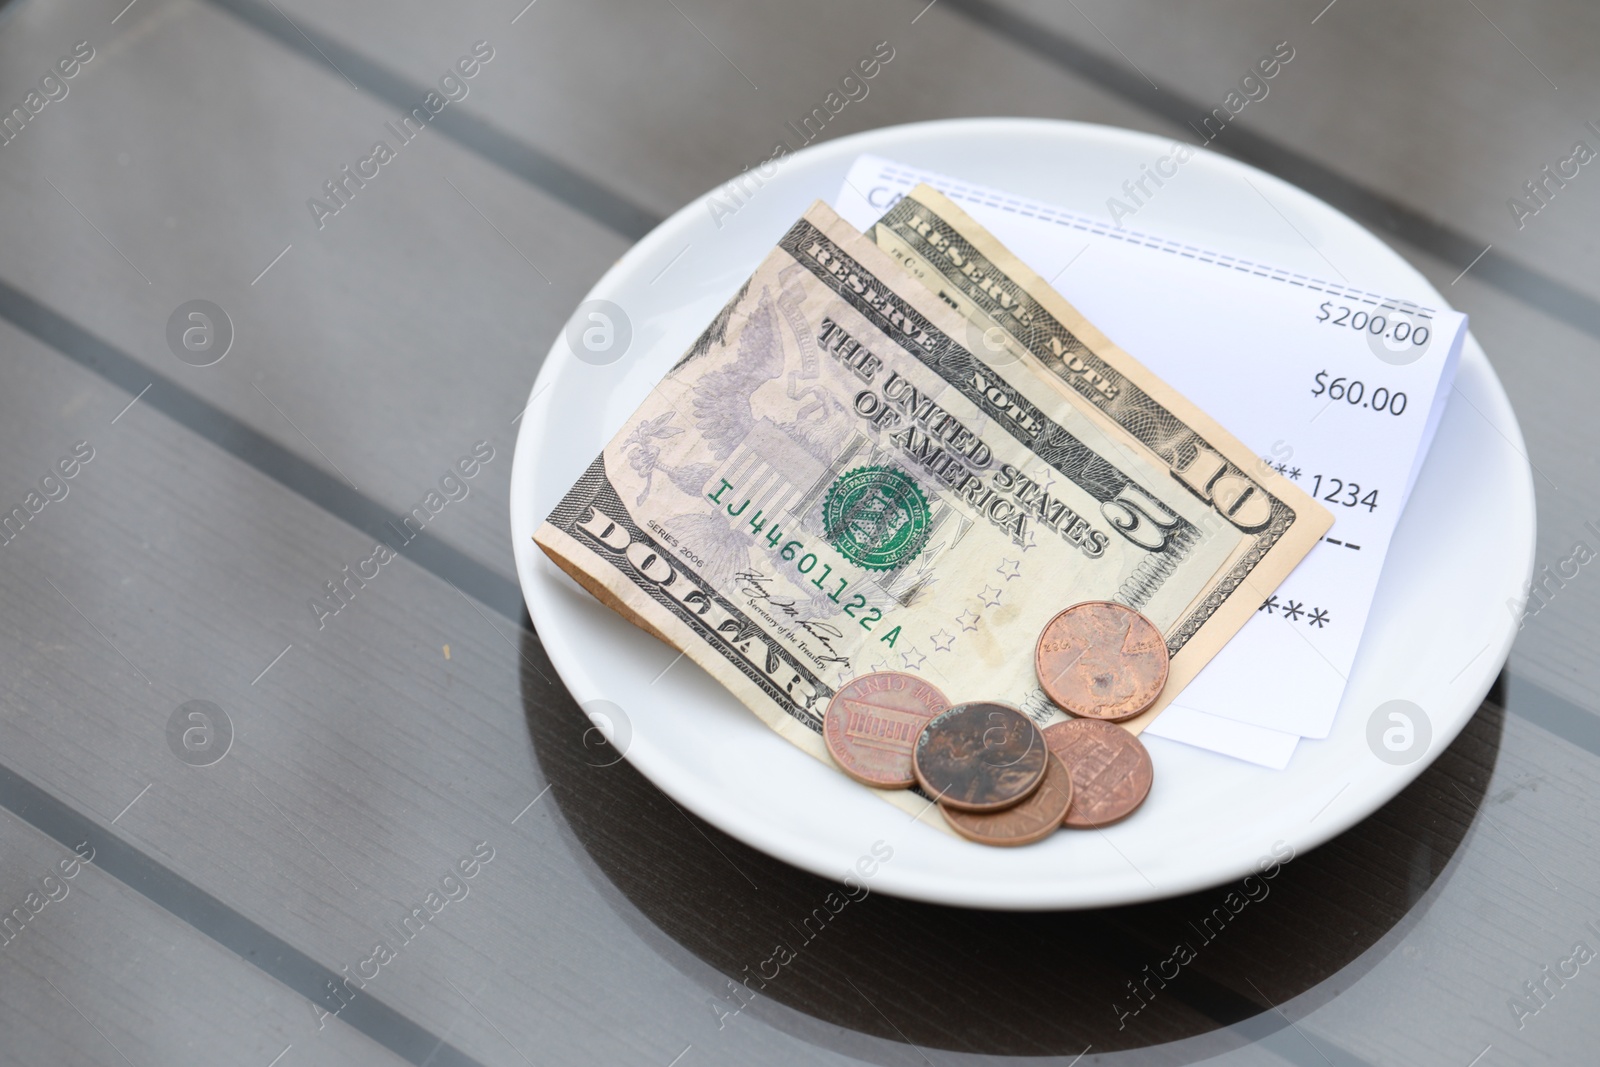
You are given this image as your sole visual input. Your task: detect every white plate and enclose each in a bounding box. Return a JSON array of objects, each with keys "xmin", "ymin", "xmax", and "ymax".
[{"xmin": 509, "ymin": 119, "xmax": 1535, "ymax": 910}]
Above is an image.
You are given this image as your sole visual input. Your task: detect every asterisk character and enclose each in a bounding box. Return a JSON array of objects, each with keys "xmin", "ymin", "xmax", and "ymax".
[
  {"xmin": 955, "ymin": 609, "xmax": 981, "ymax": 633},
  {"xmin": 1283, "ymin": 600, "xmax": 1305, "ymax": 621},
  {"xmin": 900, "ymin": 647, "xmax": 926, "ymax": 671},
  {"xmin": 996, "ymin": 558, "xmax": 1022, "ymax": 581},
  {"xmin": 979, "ymin": 585, "xmax": 1004, "ymax": 608},
  {"xmin": 1307, "ymin": 608, "xmax": 1329, "ymax": 628},
  {"xmin": 1259, "ymin": 594, "xmax": 1279, "ymax": 615},
  {"xmin": 1274, "ymin": 462, "xmax": 1287, "ymax": 475},
  {"xmin": 931, "ymin": 629, "xmax": 956, "ymax": 653},
  {"xmin": 1287, "ymin": 467, "xmax": 1302, "ymax": 480}
]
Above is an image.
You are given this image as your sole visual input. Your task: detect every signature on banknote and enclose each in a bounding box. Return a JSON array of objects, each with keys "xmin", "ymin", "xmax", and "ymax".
[{"xmin": 735, "ymin": 571, "xmax": 852, "ymax": 666}]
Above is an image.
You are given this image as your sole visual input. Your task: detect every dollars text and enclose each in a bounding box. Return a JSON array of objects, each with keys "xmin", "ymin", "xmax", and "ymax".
[
  {"xmin": 1310, "ymin": 370, "xmax": 1408, "ymax": 416},
  {"xmin": 1315, "ymin": 301, "xmax": 1431, "ymax": 349}
]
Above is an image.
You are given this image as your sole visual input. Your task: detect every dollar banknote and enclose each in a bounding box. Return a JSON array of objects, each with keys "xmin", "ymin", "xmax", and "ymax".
[
  {"xmin": 535, "ymin": 200, "xmax": 1327, "ymax": 820},
  {"xmin": 865, "ymin": 184, "xmax": 1333, "ymax": 729}
]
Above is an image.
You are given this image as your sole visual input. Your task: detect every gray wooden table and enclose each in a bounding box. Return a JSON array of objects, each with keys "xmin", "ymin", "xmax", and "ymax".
[{"xmin": 2, "ymin": 1, "xmax": 1597, "ymax": 1064}]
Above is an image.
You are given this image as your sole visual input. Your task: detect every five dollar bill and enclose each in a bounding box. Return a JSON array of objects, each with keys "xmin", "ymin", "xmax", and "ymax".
[{"xmin": 535, "ymin": 194, "xmax": 1330, "ymax": 821}]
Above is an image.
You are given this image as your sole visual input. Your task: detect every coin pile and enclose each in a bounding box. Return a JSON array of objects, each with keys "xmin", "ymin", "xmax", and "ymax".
[{"xmin": 822, "ymin": 600, "xmax": 1164, "ymax": 846}]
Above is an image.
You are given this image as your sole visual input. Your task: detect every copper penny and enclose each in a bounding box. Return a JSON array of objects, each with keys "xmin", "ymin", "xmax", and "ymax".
[
  {"xmin": 1035, "ymin": 601, "xmax": 1169, "ymax": 722},
  {"xmin": 912, "ymin": 702, "xmax": 1048, "ymax": 812},
  {"xmin": 1043, "ymin": 719, "xmax": 1154, "ymax": 828},
  {"xmin": 941, "ymin": 752, "xmax": 1074, "ymax": 847},
  {"xmin": 823, "ymin": 672, "xmax": 951, "ymax": 788}
]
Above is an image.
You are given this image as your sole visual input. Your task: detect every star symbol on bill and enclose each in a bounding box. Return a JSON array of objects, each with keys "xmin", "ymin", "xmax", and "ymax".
[
  {"xmin": 1288, "ymin": 467, "xmax": 1302, "ymax": 480},
  {"xmin": 1308, "ymin": 608, "xmax": 1330, "ymax": 628},
  {"xmin": 931, "ymin": 629, "xmax": 956, "ymax": 653},
  {"xmin": 1259, "ymin": 594, "xmax": 1279, "ymax": 615},
  {"xmin": 979, "ymin": 585, "xmax": 1004, "ymax": 608},
  {"xmin": 900, "ymin": 647, "xmax": 927, "ymax": 671},
  {"xmin": 1283, "ymin": 600, "xmax": 1305, "ymax": 622},
  {"xmin": 1018, "ymin": 527, "xmax": 1039, "ymax": 552},
  {"xmin": 997, "ymin": 558, "xmax": 1022, "ymax": 581},
  {"xmin": 955, "ymin": 609, "xmax": 981, "ymax": 632},
  {"xmin": 868, "ymin": 658, "xmax": 890, "ymax": 673}
]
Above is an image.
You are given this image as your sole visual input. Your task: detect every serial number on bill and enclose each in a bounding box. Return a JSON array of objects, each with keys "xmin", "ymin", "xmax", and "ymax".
[{"xmin": 707, "ymin": 479, "xmax": 901, "ymax": 644}]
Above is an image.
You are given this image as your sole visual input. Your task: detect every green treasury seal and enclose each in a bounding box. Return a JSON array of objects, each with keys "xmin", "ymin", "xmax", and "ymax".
[{"xmin": 822, "ymin": 466, "xmax": 932, "ymax": 571}]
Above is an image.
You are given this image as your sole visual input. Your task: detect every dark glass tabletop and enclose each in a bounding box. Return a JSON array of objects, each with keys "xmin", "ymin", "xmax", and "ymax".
[{"xmin": 2, "ymin": 1, "xmax": 1595, "ymax": 1064}]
